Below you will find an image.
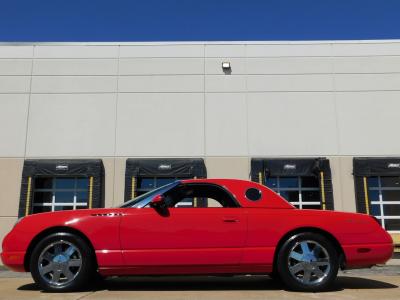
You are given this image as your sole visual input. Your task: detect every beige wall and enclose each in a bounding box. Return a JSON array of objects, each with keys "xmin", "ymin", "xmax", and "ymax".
[
  {"xmin": 0, "ymin": 217, "xmax": 18, "ymax": 253},
  {"xmin": 205, "ymin": 157, "xmax": 250, "ymax": 180},
  {"xmin": 0, "ymin": 159, "xmax": 24, "ymax": 216},
  {"xmin": 116, "ymin": 93, "xmax": 205, "ymax": 157},
  {"xmin": 102, "ymin": 158, "xmax": 115, "ymax": 208},
  {"xmin": 2, "ymin": 41, "xmax": 400, "ymax": 158},
  {"xmin": 113, "ymin": 158, "xmax": 126, "ymax": 207},
  {"xmin": 329, "ymin": 156, "xmax": 356, "ymax": 212},
  {"xmin": 0, "ymin": 159, "xmax": 23, "ymax": 254},
  {"xmin": 0, "ymin": 95, "xmax": 29, "ymax": 157}
]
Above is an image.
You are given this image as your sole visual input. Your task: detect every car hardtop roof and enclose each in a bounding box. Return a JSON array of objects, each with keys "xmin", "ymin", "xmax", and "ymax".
[
  {"xmin": 180, "ymin": 178, "xmax": 294, "ymax": 209},
  {"xmin": 181, "ymin": 178, "xmax": 255, "ymax": 185}
]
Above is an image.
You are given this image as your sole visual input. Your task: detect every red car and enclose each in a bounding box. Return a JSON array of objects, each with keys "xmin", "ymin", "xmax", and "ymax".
[{"xmin": 1, "ymin": 179, "xmax": 393, "ymax": 292}]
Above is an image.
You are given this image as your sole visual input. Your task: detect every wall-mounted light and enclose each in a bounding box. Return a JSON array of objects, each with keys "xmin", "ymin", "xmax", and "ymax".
[{"xmin": 222, "ymin": 62, "xmax": 231, "ymax": 70}]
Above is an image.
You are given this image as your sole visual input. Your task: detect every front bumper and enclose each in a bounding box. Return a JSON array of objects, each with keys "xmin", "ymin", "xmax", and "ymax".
[{"xmin": 1, "ymin": 251, "xmax": 26, "ymax": 272}]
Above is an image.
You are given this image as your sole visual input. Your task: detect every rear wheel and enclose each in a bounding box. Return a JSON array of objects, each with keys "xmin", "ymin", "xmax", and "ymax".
[
  {"xmin": 276, "ymin": 232, "xmax": 339, "ymax": 292},
  {"xmin": 30, "ymin": 232, "xmax": 95, "ymax": 292},
  {"xmin": 268, "ymin": 269, "xmax": 281, "ymax": 282}
]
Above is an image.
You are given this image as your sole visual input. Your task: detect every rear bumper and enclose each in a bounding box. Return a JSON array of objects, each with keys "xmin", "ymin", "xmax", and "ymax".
[
  {"xmin": 343, "ymin": 242, "xmax": 394, "ymax": 268},
  {"xmin": 1, "ymin": 251, "xmax": 26, "ymax": 272}
]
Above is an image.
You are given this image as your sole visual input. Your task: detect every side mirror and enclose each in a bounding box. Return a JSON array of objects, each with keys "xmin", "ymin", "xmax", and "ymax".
[{"xmin": 150, "ymin": 194, "xmax": 165, "ymax": 207}]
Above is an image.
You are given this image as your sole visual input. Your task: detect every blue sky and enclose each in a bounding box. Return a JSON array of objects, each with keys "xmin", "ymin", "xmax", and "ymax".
[{"xmin": 0, "ymin": 0, "xmax": 399, "ymax": 41}]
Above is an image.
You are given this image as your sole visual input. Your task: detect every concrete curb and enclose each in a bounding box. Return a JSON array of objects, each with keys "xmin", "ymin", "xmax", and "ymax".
[{"xmin": 385, "ymin": 259, "xmax": 400, "ymax": 266}]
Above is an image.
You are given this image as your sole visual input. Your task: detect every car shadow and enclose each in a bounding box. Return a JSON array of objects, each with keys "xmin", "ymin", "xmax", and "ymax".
[{"xmin": 17, "ymin": 275, "xmax": 398, "ymax": 293}]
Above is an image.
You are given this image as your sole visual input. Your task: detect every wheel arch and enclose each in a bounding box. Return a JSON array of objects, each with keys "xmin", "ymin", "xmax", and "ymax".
[
  {"xmin": 272, "ymin": 227, "xmax": 346, "ymax": 273},
  {"xmin": 24, "ymin": 226, "xmax": 98, "ymax": 272}
]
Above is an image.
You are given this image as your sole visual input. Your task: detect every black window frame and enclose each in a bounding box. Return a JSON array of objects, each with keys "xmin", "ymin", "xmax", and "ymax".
[
  {"xmin": 124, "ymin": 158, "xmax": 207, "ymax": 207},
  {"xmin": 250, "ymin": 158, "xmax": 334, "ymax": 210},
  {"xmin": 18, "ymin": 159, "xmax": 104, "ymax": 218},
  {"xmin": 354, "ymin": 157, "xmax": 400, "ymax": 232}
]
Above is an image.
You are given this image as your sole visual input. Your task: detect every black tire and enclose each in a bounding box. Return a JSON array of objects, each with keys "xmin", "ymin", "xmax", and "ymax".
[
  {"xmin": 30, "ymin": 232, "xmax": 95, "ymax": 292},
  {"xmin": 276, "ymin": 232, "xmax": 339, "ymax": 292},
  {"xmin": 268, "ymin": 269, "xmax": 281, "ymax": 282},
  {"xmin": 92, "ymin": 271, "xmax": 105, "ymax": 286}
]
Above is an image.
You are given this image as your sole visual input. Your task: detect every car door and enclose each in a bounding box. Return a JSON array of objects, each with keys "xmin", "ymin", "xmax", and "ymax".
[{"xmin": 119, "ymin": 183, "xmax": 246, "ymax": 267}]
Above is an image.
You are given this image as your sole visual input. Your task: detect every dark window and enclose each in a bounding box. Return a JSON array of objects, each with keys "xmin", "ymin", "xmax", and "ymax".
[
  {"xmin": 266, "ymin": 176, "xmax": 320, "ymax": 209},
  {"xmin": 385, "ymin": 219, "xmax": 400, "ymax": 231},
  {"xmin": 366, "ymin": 176, "xmax": 400, "ymax": 231},
  {"xmin": 245, "ymin": 188, "xmax": 262, "ymax": 201},
  {"xmin": 32, "ymin": 177, "xmax": 89, "ymax": 212},
  {"xmin": 251, "ymin": 158, "xmax": 334, "ymax": 210},
  {"xmin": 32, "ymin": 206, "xmax": 51, "ymax": 214},
  {"xmin": 163, "ymin": 184, "xmax": 238, "ymax": 208}
]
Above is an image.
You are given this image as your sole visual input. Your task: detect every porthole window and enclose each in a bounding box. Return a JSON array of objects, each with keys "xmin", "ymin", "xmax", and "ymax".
[{"xmin": 245, "ymin": 188, "xmax": 262, "ymax": 201}]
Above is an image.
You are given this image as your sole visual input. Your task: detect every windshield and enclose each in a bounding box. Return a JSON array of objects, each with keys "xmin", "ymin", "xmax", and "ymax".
[{"xmin": 118, "ymin": 181, "xmax": 180, "ymax": 208}]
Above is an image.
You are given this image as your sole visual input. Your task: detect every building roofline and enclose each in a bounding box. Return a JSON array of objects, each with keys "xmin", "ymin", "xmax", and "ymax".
[{"xmin": 1, "ymin": 39, "xmax": 400, "ymax": 46}]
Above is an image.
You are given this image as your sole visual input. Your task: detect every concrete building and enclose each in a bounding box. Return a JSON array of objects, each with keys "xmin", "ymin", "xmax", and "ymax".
[{"xmin": 1, "ymin": 40, "xmax": 400, "ymax": 258}]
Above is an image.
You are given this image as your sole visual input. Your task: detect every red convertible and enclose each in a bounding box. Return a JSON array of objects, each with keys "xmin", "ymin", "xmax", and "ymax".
[{"xmin": 1, "ymin": 179, "xmax": 393, "ymax": 292}]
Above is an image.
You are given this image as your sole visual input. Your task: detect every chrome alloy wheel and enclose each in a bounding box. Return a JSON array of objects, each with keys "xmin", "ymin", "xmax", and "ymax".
[
  {"xmin": 38, "ymin": 240, "xmax": 82, "ymax": 286},
  {"xmin": 287, "ymin": 240, "xmax": 331, "ymax": 286}
]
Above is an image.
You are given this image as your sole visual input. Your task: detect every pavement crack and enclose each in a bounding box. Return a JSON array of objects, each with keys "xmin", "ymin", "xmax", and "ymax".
[{"xmin": 76, "ymin": 291, "xmax": 96, "ymax": 300}]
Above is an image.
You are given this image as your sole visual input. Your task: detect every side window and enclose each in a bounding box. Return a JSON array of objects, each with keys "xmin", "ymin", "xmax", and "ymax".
[
  {"xmin": 136, "ymin": 177, "xmax": 185, "ymax": 196},
  {"xmin": 164, "ymin": 184, "xmax": 237, "ymax": 208}
]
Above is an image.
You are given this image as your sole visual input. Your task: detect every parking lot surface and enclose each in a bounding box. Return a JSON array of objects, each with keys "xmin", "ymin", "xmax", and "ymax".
[{"xmin": 0, "ymin": 267, "xmax": 399, "ymax": 300}]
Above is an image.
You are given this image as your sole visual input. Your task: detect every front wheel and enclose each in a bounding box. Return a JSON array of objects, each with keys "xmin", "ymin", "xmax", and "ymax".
[
  {"xmin": 30, "ymin": 232, "xmax": 95, "ymax": 292},
  {"xmin": 276, "ymin": 232, "xmax": 339, "ymax": 292}
]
